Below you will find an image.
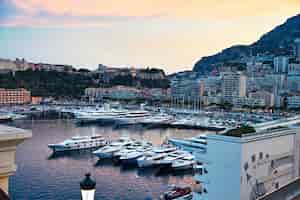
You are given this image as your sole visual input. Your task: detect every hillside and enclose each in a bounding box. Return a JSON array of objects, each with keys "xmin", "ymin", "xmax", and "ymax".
[{"xmin": 193, "ymin": 14, "xmax": 300, "ymax": 73}]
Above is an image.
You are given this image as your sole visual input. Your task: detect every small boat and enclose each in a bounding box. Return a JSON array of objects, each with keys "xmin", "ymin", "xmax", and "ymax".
[
  {"xmin": 93, "ymin": 145, "xmax": 123, "ymax": 159},
  {"xmin": 93, "ymin": 137, "xmax": 133, "ymax": 159},
  {"xmin": 0, "ymin": 115, "xmax": 13, "ymax": 123},
  {"xmin": 154, "ymin": 151, "xmax": 185, "ymax": 167},
  {"xmin": 161, "ymin": 186, "xmax": 193, "ymax": 200},
  {"xmin": 153, "ymin": 146, "xmax": 177, "ymax": 154},
  {"xmin": 137, "ymin": 152, "xmax": 168, "ymax": 168},
  {"xmin": 171, "ymin": 159, "xmax": 195, "ymax": 171},
  {"xmin": 119, "ymin": 151, "xmax": 144, "ymax": 165},
  {"xmin": 48, "ymin": 134, "xmax": 106, "ymax": 152}
]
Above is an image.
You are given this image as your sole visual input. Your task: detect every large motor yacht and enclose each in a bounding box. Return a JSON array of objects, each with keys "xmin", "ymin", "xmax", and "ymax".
[
  {"xmin": 168, "ymin": 135, "xmax": 207, "ymax": 151},
  {"xmin": 48, "ymin": 134, "xmax": 106, "ymax": 152},
  {"xmin": 114, "ymin": 110, "xmax": 151, "ymax": 126}
]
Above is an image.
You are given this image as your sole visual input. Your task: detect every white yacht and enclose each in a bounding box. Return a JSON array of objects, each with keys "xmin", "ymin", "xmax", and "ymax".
[
  {"xmin": 140, "ymin": 113, "xmax": 174, "ymax": 125},
  {"xmin": 172, "ymin": 159, "xmax": 195, "ymax": 171},
  {"xmin": 114, "ymin": 110, "xmax": 151, "ymax": 125},
  {"xmin": 93, "ymin": 137, "xmax": 133, "ymax": 158},
  {"xmin": 75, "ymin": 106, "xmax": 129, "ymax": 124},
  {"xmin": 137, "ymin": 152, "xmax": 168, "ymax": 168},
  {"xmin": 168, "ymin": 135, "xmax": 207, "ymax": 150},
  {"xmin": 48, "ymin": 134, "xmax": 106, "ymax": 152},
  {"xmin": 93, "ymin": 145, "xmax": 123, "ymax": 158},
  {"xmin": 119, "ymin": 151, "xmax": 145, "ymax": 165},
  {"xmin": 155, "ymin": 151, "xmax": 186, "ymax": 167},
  {"xmin": 119, "ymin": 143, "xmax": 153, "ymax": 164},
  {"xmin": 152, "ymin": 146, "xmax": 177, "ymax": 154}
]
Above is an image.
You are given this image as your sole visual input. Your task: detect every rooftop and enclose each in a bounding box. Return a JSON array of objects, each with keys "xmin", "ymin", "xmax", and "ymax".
[{"xmin": 223, "ymin": 125, "xmax": 256, "ymax": 137}]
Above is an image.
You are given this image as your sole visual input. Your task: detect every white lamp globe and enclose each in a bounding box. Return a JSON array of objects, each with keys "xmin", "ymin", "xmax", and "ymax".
[{"xmin": 80, "ymin": 173, "xmax": 96, "ymax": 200}]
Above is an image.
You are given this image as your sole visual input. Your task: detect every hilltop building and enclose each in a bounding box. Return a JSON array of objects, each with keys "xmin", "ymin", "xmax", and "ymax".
[{"xmin": 97, "ymin": 64, "xmax": 166, "ymax": 84}]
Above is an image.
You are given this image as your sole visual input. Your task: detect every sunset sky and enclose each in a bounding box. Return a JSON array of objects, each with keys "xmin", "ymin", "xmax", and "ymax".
[{"xmin": 1, "ymin": 0, "xmax": 300, "ymax": 73}]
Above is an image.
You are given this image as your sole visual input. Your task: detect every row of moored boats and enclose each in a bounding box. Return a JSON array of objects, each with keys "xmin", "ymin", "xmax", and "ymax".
[
  {"xmin": 48, "ymin": 135, "xmax": 197, "ymax": 171},
  {"xmin": 72, "ymin": 105, "xmax": 229, "ymax": 131}
]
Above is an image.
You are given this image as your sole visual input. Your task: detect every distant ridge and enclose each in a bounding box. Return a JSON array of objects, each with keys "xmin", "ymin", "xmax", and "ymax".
[{"xmin": 193, "ymin": 14, "xmax": 300, "ymax": 73}]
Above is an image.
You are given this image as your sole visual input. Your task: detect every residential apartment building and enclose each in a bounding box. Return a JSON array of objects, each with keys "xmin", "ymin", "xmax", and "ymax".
[
  {"xmin": 221, "ymin": 72, "xmax": 246, "ymax": 103},
  {"xmin": 274, "ymin": 56, "xmax": 289, "ymax": 73},
  {"xmin": 249, "ymin": 91, "xmax": 275, "ymax": 107},
  {"xmin": 0, "ymin": 88, "xmax": 31, "ymax": 105},
  {"xmin": 287, "ymin": 96, "xmax": 300, "ymax": 108},
  {"xmin": 295, "ymin": 39, "xmax": 300, "ymax": 61},
  {"xmin": 171, "ymin": 78, "xmax": 204, "ymax": 100},
  {"xmin": 85, "ymin": 86, "xmax": 142, "ymax": 101},
  {"xmin": 232, "ymin": 97, "xmax": 266, "ymax": 108},
  {"xmin": 288, "ymin": 63, "xmax": 300, "ymax": 75}
]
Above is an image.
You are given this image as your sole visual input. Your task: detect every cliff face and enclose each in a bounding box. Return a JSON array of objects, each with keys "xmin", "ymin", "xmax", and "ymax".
[{"xmin": 193, "ymin": 14, "xmax": 300, "ymax": 73}]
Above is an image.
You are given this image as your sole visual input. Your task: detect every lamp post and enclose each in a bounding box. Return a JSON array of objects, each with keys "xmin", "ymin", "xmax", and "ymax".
[{"xmin": 80, "ymin": 173, "xmax": 96, "ymax": 200}]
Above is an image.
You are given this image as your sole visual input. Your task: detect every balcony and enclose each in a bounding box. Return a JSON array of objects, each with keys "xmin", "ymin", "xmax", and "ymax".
[{"xmin": 0, "ymin": 125, "xmax": 32, "ymax": 196}]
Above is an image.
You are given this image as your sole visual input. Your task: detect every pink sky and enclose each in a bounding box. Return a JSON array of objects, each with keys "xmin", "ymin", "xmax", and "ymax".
[{"xmin": 1, "ymin": 0, "xmax": 300, "ymax": 73}]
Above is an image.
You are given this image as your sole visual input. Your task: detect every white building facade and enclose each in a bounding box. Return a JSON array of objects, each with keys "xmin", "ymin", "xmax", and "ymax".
[
  {"xmin": 193, "ymin": 128, "xmax": 300, "ymax": 200},
  {"xmin": 173, "ymin": 128, "xmax": 300, "ymax": 200}
]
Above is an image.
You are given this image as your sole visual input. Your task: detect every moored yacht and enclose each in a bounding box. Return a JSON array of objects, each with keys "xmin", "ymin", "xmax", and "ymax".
[
  {"xmin": 171, "ymin": 157, "xmax": 195, "ymax": 171},
  {"xmin": 114, "ymin": 110, "xmax": 151, "ymax": 126},
  {"xmin": 93, "ymin": 137, "xmax": 133, "ymax": 159},
  {"xmin": 168, "ymin": 135, "xmax": 207, "ymax": 151},
  {"xmin": 140, "ymin": 113, "xmax": 174, "ymax": 126},
  {"xmin": 137, "ymin": 152, "xmax": 168, "ymax": 168},
  {"xmin": 48, "ymin": 134, "xmax": 106, "ymax": 152}
]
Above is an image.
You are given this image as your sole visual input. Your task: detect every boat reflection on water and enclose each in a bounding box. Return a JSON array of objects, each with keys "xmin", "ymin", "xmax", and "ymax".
[
  {"xmin": 94, "ymin": 158, "xmax": 120, "ymax": 167},
  {"xmin": 48, "ymin": 149, "xmax": 95, "ymax": 160}
]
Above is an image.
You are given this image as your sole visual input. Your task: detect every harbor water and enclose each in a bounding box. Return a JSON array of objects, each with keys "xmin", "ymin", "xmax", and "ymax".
[{"xmin": 9, "ymin": 119, "xmax": 209, "ymax": 200}]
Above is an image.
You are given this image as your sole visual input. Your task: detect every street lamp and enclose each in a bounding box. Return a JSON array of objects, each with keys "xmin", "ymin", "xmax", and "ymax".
[{"xmin": 80, "ymin": 173, "xmax": 96, "ymax": 200}]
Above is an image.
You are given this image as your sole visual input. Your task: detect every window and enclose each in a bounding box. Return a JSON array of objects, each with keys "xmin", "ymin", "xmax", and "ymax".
[
  {"xmin": 244, "ymin": 162, "xmax": 249, "ymax": 171},
  {"xmin": 266, "ymin": 154, "xmax": 270, "ymax": 159},
  {"xmin": 259, "ymin": 152, "xmax": 263, "ymax": 160}
]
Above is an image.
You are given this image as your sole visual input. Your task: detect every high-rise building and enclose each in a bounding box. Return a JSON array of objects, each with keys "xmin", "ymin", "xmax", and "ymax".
[
  {"xmin": 274, "ymin": 56, "xmax": 289, "ymax": 73},
  {"xmin": 171, "ymin": 78, "xmax": 203, "ymax": 100},
  {"xmin": 221, "ymin": 72, "xmax": 246, "ymax": 103}
]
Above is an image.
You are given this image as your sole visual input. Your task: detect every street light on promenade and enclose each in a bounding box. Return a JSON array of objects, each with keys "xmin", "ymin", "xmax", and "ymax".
[{"xmin": 80, "ymin": 173, "xmax": 96, "ymax": 200}]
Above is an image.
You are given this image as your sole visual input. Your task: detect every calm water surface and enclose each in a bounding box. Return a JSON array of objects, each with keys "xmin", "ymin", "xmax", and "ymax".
[{"xmin": 9, "ymin": 119, "xmax": 207, "ymax": 200}]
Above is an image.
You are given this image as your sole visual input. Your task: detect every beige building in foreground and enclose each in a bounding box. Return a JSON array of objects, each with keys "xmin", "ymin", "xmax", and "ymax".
[{"xmin": 0, "ymin": 125, "xmax": 32, "ymax": 196}]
